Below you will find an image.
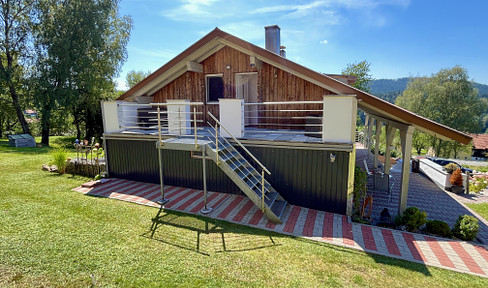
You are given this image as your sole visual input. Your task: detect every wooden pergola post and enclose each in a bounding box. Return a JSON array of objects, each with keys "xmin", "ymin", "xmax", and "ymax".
[
  {"xmin": 374, "ymin": 120, "xmax": 382, "ymax": 168},
  {"xmin": 398, "ymin": 126, "xmax": 415, "ymax": 214},
  {"xmin": 383, "ymin": 124, "xmax": 396, "ymax": 175}
]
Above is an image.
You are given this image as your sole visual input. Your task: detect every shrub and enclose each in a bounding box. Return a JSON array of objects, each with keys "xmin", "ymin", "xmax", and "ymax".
[
  {"xmin": 444, "ymin": 163, "xmax": 458, "ymax": 174},
  {"xmin": 425, "ymin": 220, "xmax": 452, "ymax": 238},
  {"xmin": 452, "ymin": 215, "xmax": 479, "ymax": 241},
  {"xmin": 395, "ymin": 207, "xmax": 427, "ymax": 232},
  {"xmin": 450, "ymin": 168, "xmax": 463, "ymax": 186},
  {"xmin": 469, "ymin": 176, "xmax": 488, "ymax": 194},
  {"xmin": 353, "ymin": 166, "xmax": 367, "ymax": 215},
  {"xmin": 50, "ymin": 148, "xmax": 69, "ymax": 174}
]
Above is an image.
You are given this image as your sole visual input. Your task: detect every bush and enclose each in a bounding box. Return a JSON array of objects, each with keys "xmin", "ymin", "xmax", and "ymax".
[
  {"xmin": 50, "ymin": 148, "xmax": 69, "ymax": 174},
  {"xmin": 353, "ymin": 166, "xmax": 367, "ymax": 215},
  {"xmin": 444, "ymin": 163, "xmax": 458, "ymax": 174},
  {"xmin": 469, "ymin": 176, "xmax": 488, "ymax": 194},
  {"xmin": 450, "ymin": 168, "xmax": 463, "ymax": 186},
  {"xmin": 425, "ymin": 220, "xmax": 452, "ymax": 238},
  {"xmin": 395, "ymin": 207, "xmax": 427, "ymax": 232},
  {"xmin": 452, "ymin": 215, "xmax": 479, "ymax": 241}
]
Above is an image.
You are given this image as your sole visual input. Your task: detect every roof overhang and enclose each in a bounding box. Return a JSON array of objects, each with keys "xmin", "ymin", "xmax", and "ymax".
[{"xmin": 117, "ymin": 28, "xmax": 472, "ymax": 145}]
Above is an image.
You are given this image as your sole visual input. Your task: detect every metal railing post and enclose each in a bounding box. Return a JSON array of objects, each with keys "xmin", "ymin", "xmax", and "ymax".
[
  {"xmin": 215, "ymin": 123, "xmax": 219, "ymax": 165},
  {"xmin": 157, "ymin": 106, "xmax": 168, "ymax": 205},
  {"xmin": 261, "ymin": 169, "xmax": 265, "ymax": 212},
  {"xmin": 178, "ymin": 107, "xmax": 181, "ymax": 136},
  {"xmin": 193, "ymin": 107, "xmax": 198, "ymax": 149},
  {"xmin": 200, "ymin": 144, "xmax": 212, "ymax": 214}
]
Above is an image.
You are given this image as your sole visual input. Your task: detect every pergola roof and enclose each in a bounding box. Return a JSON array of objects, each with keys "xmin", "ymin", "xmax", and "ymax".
[{"xmin": 118, "ymin": 28, "xmax": 472, "ymax": 145}]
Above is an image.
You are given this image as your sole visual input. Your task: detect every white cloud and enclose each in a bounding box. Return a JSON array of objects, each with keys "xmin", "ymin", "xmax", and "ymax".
[
  {"xmin": 162, "ymin": 0, "xmax": 232, "ymax": 22},
  {"xmin": 320, "ymin": 40, "xmax": 328, "ymax": 44},
  {"xmin": 130, "ymin": 47, "xmax": 177, "ymax": 61},
  {"xmin": 252, "ymin": 1, "xmax": 326, "ymax": 14}
]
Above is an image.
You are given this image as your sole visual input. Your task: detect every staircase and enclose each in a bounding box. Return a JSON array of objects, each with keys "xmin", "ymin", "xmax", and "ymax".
[{"xmin": 203, "ymin": 125, "xmax": 287, "ymax": 223}]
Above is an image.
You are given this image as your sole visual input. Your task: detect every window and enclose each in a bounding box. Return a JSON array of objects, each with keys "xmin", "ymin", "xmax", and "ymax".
[{"xmin": 206, "ymin": 75, "xmax": 224, "ymax": 102}]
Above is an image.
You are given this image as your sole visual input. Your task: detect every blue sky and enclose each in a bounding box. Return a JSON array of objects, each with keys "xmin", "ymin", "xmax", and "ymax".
[{"xmin": 116, "ymin": 0, "xmax": 488, "ymax": 90}]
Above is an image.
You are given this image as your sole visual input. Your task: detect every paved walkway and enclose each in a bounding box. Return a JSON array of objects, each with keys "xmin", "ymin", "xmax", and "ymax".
[
  {"xmin": 74, "ymin": 178, "xmax": 488, "ymax": 278},
  {"xmin": 356, "ymin": 148, "xmax": 488, "ymax": 244}
]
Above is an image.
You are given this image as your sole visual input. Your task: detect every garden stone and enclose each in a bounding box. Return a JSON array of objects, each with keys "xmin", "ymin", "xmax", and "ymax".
[{"xmin": 42, "ymin": 164, "xmax": 50, "ymax": 171}]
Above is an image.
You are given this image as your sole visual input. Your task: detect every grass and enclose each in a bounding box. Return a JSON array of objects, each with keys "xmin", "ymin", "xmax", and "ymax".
[
  {"xmin": 465, "ymin": 165, "xmax": 488, "ymax": 173},
  {"xmin": 1, "ymin": 138, "xmax": 488, "ymax": 287},
  {"xmin": 467, "ymin": 203, "xmax": 488, "ymax": 222}
]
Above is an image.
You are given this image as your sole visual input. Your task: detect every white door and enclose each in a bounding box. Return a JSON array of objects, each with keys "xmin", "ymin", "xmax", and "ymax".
[{"xmin": 236, "ymin": 73, "xmax": 258, "ymax": 126}]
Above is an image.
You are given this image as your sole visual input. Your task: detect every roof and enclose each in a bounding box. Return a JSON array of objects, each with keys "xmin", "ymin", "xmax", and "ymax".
[
  {"xmin": 117, "ymin": 28, "xmax": 472, "ymax": 145},
  {"xmin": 471, "ymin": 134, "xmax": 488, "ymax": 149}
]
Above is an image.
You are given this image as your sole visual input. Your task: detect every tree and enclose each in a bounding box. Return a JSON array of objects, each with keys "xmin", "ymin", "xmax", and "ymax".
[
  {"xmin": 395, "ymin": 66, "xmax": 486, "ymax": 157},
  {"xmin": 126, "ymin": 70, "xmax": 150, "ymax": 89},
  {"xmin": 342, "ymin": 60, "xmax": 373, "ymax": 93},
  {"xmin": 33, "ymin": 0, "xmax": 132, "ymax": 145},
  {"xmin": 0, "ymin": 0, "xmax": 36, "ymax": 135}
]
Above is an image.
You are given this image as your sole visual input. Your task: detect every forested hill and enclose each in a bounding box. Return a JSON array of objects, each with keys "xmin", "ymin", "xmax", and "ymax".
[{"xmin": 369, "ymin": 78, "xmax": 488, "ymax": 103}]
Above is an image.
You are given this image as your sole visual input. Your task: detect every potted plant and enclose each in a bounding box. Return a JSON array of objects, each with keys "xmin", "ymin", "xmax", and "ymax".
[{"xmin": 450, "ymin": 168, "xmax": 464, "ymax": 194}]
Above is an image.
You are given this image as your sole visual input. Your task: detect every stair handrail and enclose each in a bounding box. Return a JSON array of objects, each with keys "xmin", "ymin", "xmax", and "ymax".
[{"xmin": 207, "ymin": 111, "xmax": 271, "ymax": 175}]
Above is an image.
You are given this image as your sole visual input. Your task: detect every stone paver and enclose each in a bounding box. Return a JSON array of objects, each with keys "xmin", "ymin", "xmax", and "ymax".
[
  {"xmin": 356, "ymin": 148, "xmax": 488, "ymax": 244},
  {"xmin": 74, "ymin": 178, "xmax": 488, "ymax": 278}
]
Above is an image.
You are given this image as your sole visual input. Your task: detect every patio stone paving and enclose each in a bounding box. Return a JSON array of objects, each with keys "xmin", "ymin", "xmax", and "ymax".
[
  {"xmin": 74, "ymin": 177, "xmax": 488, "ymax": 278},
  {"xmin": 356, "ymin": 148, "xmax": 488, "ymax": 245}
]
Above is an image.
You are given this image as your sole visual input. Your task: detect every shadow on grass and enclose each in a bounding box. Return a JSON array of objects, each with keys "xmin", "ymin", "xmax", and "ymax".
[{"xmin": 142, "ymin": 208, "xmax": 279, "ymax": 256}]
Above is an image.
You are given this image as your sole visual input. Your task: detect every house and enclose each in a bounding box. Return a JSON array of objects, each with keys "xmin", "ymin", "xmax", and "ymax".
[
  {"xmin": 100, "ymin": 26, "xmax": 471, "ymax": 223},
  {"xmin": 470, "ymin": 134, "xmax": 488, "ymax": 161}
]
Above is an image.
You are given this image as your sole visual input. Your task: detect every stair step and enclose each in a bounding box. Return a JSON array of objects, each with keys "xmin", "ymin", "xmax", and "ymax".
[
  {"xmin": 245, "ymin": 176, "xmax": 260, "ymax": 188},
  {"xmin": 207, "ymin": 141, "xmax": 231, "ymax": 151},
  {"xmin": 236, "ymin": 167, "xmax": 254, "ymax": 180},
  {"xmin": 228, "ymin": 158, "xmax": 247, "ymax": 171},
  {"xmin": 264, "ymin": 191, "xmax": 279, "ymax": 207},
  {"xmin": 270, "ymin": 200, "xmax": 287, "ymax": 219},
  {"xmin": 220, "ymin": 151, "xmax": 240, "ymax": 162}
]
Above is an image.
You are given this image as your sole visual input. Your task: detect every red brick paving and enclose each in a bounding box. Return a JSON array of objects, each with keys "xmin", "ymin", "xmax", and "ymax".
[
  {"xmin": 322, "ymin": 212, "xmax": 334, "ymax": 241},
  {"xmin": 342, "ymin": 215, "xmax": 354, "ymax": 246},
  {"xmin": 449, "ymin": 242, "xmax": 485, "ymax": 275},
  {"xmin": 424, "ymin": 236, "xmax": 455, "ymax": 268},
  {"xmin": 382, "ymin": 229, "xmax": 401, "ymax": 256},
  {"xmin": 217, "ymin": 196, "xmax": 244, "ymax": 219},
  {"xmin": 361, "ymin": 225, "xmax": 377, "ymax": 251},
  {"xmin": 302, "ymin": 209, "xmax": 317, "ymax": 237},
  {"xmin": 189, "ymin": 192, "xmax": 220, "ymax": 213},
  {"xmin": 232, "ymin": 200, "xmax": 255, "ymax": 222},
  {"xmin": 74, "ymin": 178, "xmax": 488, "ymax": 278},
  {"xmin": 283, "ymin": 206, "xmax": 301, "ymax": 233},
  {"xmin": 402, "ymin": 233, "xmax": 427, "ymax": 262}
]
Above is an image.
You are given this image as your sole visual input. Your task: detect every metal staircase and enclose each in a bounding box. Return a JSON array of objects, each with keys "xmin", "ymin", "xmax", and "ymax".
[
  {"xmin": 153, "ymin": 105, "xmax": 288, "ymax": 224},
  {"xmin": 204, "ymin": 114, "xmax": 287, "ymax": 224}
]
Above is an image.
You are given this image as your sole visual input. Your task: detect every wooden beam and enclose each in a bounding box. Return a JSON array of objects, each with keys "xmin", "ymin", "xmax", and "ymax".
[
  {"xmin": 186, "ymin": 61, "xmax": 203, "ymax": 73},
  {"xmin": 364, "ymin": 114, "xmax": 370, "ymax": 148},
  {"xmin": 367, "ymin": 117, "xmax": 374, "ymax": 152},
  {"xmin": 249, "ymin": 56, "xmax": 262, "ymax": 69},
  {"xmin": 398, "ymin": 126, "xmax": 415, "ymax": 214}
]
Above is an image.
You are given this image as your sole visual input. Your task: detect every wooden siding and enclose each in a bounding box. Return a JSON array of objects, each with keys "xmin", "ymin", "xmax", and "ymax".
[{"xmin": 151, "ymin": 45, "xmax": 334, "ymax": 127}]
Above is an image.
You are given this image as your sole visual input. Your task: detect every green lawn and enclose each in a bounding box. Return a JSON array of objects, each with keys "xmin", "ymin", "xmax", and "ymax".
[
  {"xmin": 1, "ymin": 138, "xmax": 488, "ymax": 287},
  {"xmin": 467, "ymin": 203, "xmax": 488, "ymax": 222}
]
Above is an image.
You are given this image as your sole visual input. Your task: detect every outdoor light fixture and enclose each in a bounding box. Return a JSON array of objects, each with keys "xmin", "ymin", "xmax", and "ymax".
[
  {"xmin": 226, "ymin": 65, "xmax": 231, "ymax": 69},
  {"xmin": 330, "ymin": 153, "xmax": 336, "ymax": 163}
]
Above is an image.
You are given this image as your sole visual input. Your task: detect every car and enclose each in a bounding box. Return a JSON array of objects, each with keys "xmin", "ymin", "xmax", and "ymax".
[{"xmin": 427, "ymin": 157, "xmax": 473, "ymax": 174}]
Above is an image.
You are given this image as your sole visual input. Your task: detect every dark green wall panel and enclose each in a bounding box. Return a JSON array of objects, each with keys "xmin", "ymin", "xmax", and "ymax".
[{"xmin": 106, "ymin": 139, "xmax": 349, "ymax": 214}]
